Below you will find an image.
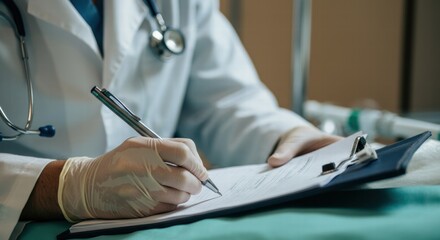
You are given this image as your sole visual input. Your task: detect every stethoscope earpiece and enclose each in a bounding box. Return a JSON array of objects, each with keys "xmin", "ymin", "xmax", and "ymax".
[
  {"xmin": 38, "ymin": 125, "xmax": 56, "ymax": 137},
  {"xmin": 0, "ymin": 0, "xmax": 56, "ymax": 142}
]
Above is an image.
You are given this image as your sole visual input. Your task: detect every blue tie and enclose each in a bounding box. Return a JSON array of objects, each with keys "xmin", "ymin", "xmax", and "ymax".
[{"xmin": 70, "ymin": 0, "xmax": 104, "ymax": 55}]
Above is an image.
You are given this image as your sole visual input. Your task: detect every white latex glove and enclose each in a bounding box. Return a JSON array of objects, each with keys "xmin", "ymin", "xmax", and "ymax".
[
  {"xmin": 268, "ymin": 126, "xmax": 342, "ymax": 167},
  {"xmin": 58, "ymin": 137, "xmax": 208, "ymax": 222}
]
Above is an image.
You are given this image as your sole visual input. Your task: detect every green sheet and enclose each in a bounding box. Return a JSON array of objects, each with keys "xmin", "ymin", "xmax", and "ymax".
[{"xmin": 19, "ymin": 186, "xmax": 440, "ymax": 240}]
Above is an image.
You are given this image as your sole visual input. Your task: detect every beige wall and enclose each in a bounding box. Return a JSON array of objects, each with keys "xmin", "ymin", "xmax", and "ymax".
[
  {"xmin": 222, "ymin": 0, "xmax": 293, "ymax": 109},
  {"xmin": 309, "ymin": 0, "xmax": 403, "ymax": 112},
  {"xmin": 240, "ymin": 0, "xmax": 294, "ymax": 109},
  {"xmin": 411, "ymin": 0, "xmax": 440, "ymax": 112},
  {"xmin": 220, "ymin": 0, "xmax": 439, "ymax": 115}
]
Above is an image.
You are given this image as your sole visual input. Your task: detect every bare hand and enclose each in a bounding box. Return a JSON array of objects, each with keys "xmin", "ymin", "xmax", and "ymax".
[{"xmin": 268, "ymin": 126, "xmax": 342, "ymax": 167}]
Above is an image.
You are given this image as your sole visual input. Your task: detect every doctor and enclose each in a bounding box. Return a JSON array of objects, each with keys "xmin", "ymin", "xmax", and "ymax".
[{"xmin": 0, "ymin": 0, "xmax": 339, "ymax": 238}]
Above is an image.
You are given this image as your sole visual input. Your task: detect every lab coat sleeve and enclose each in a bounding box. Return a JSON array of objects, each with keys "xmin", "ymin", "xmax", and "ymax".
[
  {"xmin": 177, "ymin": 0, "xmax": 312, "ymax": 167},
  {"xmin": 0, "ymin": 154, "xmax": 52, "ymax": 240}
]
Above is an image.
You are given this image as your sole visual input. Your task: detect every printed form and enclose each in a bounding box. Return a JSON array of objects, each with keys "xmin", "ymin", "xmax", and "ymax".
[{"xmin": 71, "ymin": 132, "xmax": 363, "ymax": 233}]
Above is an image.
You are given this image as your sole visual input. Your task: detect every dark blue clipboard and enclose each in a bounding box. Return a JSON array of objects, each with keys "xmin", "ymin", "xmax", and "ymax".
[{"xmin": 57, "ymin": 131, "xmax": 432, "ymax": 240}]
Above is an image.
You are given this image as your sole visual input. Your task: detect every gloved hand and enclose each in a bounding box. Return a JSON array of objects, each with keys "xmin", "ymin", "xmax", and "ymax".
[
  {"xmin": 58, "ymin": 137, "xmax": 208, "ymax": 222},
  {"xmin": 268, "ymin": 126, "xmax": 342, "ymax": 167}
]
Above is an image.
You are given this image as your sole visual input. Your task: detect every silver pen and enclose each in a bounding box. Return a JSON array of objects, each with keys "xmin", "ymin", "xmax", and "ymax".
[{"xmin": 91, "ymin": 86, "xmax": 221, "ymax": 196}]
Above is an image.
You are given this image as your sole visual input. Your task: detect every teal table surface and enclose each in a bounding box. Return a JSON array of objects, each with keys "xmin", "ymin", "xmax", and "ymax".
[{"xmin": 19, "ymin": 186, "xmax": 440, "ymax": 240}]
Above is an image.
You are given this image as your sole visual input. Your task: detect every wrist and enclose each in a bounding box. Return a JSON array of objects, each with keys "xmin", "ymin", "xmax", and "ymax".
[{"xmin": 20, "ymin": 160, "xmax": 66, "ymax": 220}]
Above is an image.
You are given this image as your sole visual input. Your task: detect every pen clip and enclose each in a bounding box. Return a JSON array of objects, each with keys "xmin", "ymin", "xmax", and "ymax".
[{"xmin": 101, "ymin": 89, "xmax": 141, "ymax": 121}]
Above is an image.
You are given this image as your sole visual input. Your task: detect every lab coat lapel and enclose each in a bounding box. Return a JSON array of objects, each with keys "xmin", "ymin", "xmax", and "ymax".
[
  {"xmin": 27, "ymin": 0, "xmax": 101, "ymax": 58},
  {"xmin": 102, "ymin": 0, "xmax": 148, "ymax": 88}
]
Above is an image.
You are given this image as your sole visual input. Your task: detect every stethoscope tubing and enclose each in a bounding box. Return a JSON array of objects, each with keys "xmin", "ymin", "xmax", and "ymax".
[{"xmin": 0, "ymin": 0, "xmax": 185, "ymax": 141}]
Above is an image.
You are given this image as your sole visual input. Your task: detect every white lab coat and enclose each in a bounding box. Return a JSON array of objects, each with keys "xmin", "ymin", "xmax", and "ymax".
[{"xmin": 0, "ymin": 0, "xmax": 309, "ymax": 238}]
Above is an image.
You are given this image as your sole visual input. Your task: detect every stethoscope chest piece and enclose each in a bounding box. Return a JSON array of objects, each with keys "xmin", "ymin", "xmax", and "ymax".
[
  {"xmin": 0, "ymin": 0, "xmax": 184, "ymax": 142},
  {"xmin": 145, "ymin": 0, "xmax": 185, "ymax": 61},
  {"xmin": 149, "ymin": 27, "xmax": 185, "ymax": 61}
]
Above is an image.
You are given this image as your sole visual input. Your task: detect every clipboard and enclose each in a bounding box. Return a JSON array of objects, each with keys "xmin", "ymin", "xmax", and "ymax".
[{"xmin": 57, "ymin": 131, "xmax": 431, "ymax": 240}]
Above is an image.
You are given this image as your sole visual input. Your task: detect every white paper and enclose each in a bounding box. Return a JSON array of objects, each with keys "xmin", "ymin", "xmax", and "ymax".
[{"xmin": 70, "ymin": 132, "xmax": 363, "ymax": 233}]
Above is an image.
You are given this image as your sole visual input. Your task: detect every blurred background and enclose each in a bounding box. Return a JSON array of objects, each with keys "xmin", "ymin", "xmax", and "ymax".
[{"xmin": 219, "ymin": 0, "xmax": 439, "ymax": 140}]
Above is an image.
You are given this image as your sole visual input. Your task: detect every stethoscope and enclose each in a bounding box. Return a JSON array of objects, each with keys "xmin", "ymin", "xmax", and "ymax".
[
  {"xmin": 144, "ymin": 0, "xmax": 185, "ymax": 60},
  {"xmin": 0, "ymin": 0, "xmax": 185, "ymax": 142}
]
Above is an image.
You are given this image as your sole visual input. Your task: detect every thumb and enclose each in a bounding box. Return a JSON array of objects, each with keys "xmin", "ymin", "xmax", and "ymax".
[{"xmin": 267, "ymin": 142, "xmax": 303, "ymax": 168}]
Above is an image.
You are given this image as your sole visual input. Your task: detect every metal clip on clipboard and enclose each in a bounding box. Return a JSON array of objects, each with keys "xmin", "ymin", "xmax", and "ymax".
[{"xmin": 321, "ymin": 135, "xmax": 378, "ymax": 175}]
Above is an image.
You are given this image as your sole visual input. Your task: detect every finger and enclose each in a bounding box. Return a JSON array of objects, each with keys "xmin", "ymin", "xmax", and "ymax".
[
  {"xmin": 152, "ymin": 165, "xmax": 202, "ymax": 194},
  {"xmin": 268, "ymin": 135, "xmax": 342, "ymax": 168},
  {"xmin": 268, "ymin": 142, "xmax": 303, "ymax": 167},
  {"xmin": 156, "ymin": 140, "xmax": 209, "ymax": 181},
  {"xmin": 171, "ymin": 138, "xmax": 204, "ymax": 165},
  {"xmin": 104, "ymin": 137, "xmax": 169, "ymax": 176},
  {"xmin": 147, "ymin": 202, "xmax": 178, "ymax": 216},
  {"xmin": 150, "ymin": 186, "xmax": 191, "ymax": 205}
]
